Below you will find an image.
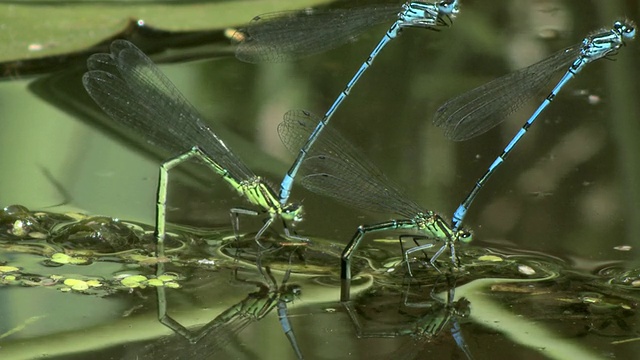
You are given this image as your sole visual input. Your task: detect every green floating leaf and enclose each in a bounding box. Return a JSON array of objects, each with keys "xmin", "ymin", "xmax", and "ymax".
[
  {"xmin": 147, "ymin": 279, "xmax": 163, "ymax": 287},
  {"xmin": 0, "ymin": 0, "xmax": 330, "ymax": 63},
  {"xmin": 51, "ymin": 253, "xmax": 72, "ymax": 264},
  {"xmin": 2, "ymin": 275, "xmax": 18, "ymax": 282},
  {"xmin": 51, "ymin": 253, "xmax": 90, "ymax": 265},
  {"xmin": 120, "ymin": 275, "xmax": 148, "ymax": 288},
  {"xmin": 0, "ymin": 266, "xmax": 20, "ymax": 273},
  {"xmin": 64, "ymin": 278, "xmax": 89, "ymax": 291},
  {"xmin": 478, "ymin": 255, "xmax": 503, "ymax": 262},
  {"xmin": 165, "ymin": 282, "xmax": 180, "ymax": 289},
  {"xmin": 86, "ymin": 280, "xmax": 102, "ymax": 287}
]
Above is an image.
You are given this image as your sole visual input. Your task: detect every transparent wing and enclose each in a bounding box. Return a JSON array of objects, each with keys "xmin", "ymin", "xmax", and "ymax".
[
  {"xmin": 235, "ymin": 4, "xmax": 399, "ymax": 63},
  {"xmin": 83, "ymin": 40, "xmax": 255, "ymax": 182},
  {"xmin": 434, "ymin": 45, "xmax": 580, "ymax": 141},
  {"xmin": 278, "ymin": 109, "xmax": 424, "ymax": 219}
]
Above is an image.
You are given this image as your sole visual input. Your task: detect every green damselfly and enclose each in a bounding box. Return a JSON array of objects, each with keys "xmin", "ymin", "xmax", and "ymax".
[{"xmin": 83, "ymin": 40, "xmax": 305, "ymax": 255}]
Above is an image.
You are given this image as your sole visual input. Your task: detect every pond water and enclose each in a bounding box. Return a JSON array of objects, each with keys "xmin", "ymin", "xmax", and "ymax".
[
  {"xmin": 1, "ymin": 206, "xmax": 638, "ymax": 359},
  {"xmin": 1, "ymin": 0, "xmax": 640, "ymax": 359}
]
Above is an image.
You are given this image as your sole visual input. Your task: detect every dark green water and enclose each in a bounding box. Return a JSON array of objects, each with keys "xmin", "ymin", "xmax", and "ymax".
[{"xmin": 1, "ymin": 0, "xmax": 640, "ymax": 359}]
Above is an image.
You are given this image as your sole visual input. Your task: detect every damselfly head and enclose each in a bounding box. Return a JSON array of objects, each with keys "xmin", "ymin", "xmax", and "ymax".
[
  {"xmin": 614, "ymin": 19, "xmax": 637, "ymax": 40},
  {"xmin": 282, "ymin": 203, "xmax": 304, "ymax": 223},
  {"xmin": 281, "ymin": 284, "xmax": 302, "ymax": 302},
  {"xmin": 437, "ymin": 0, "xmax": 460, "ymax": 16},
  {"xmin": 453, "ymin": 297, "xmax": 471, "ymax": 318},
  {"xmin": 457, "ymin": 229, "xmax": 472, "ymax": 244}
]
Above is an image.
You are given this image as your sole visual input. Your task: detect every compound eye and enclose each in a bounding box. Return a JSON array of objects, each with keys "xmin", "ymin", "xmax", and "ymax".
[
  {"xmin": 285, "ymin": 204, "xmax": 304, "ymax": 222},
  {"xmin": 459, "ymin": 231, "xmax": 472, "ymax": 243}
]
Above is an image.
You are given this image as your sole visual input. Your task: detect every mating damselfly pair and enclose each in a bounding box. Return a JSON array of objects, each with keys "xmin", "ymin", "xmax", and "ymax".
[
  {"xmin": 81, "ymin": 1, "xmax": 635, "ymax": 353},
  {"xmin": 83, "ymin": 2, "xmax": 635, "ymax": 297}
]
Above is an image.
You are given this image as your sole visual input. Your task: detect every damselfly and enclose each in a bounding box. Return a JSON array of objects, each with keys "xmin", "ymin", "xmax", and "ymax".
[
  {"xmin": 83, "ymin": 40, "xmax": 305, "ymax": 255},
  {"xmin": 434, "ymin": 20, "xmax": 636, "ymax": 229},
  {"xmin": 234, "ymin": 1, "xmax": 461, "ymax": 209},
  {"xmin": 278, "ymin": 110, "xmax": 471, "ymax": 301}
]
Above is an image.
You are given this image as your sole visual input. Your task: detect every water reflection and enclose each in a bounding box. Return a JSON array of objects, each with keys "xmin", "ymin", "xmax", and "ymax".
[
  {"xmin": 345, "ymin": 274, "xmax": 473, "ymax": 360},
  {"xmin": 1, "ymin": 206, "xmax": 640, "ymax": 359},
  {"xmin": 132, "ymin": 250, "xmax": 305, "ymax": 359}
]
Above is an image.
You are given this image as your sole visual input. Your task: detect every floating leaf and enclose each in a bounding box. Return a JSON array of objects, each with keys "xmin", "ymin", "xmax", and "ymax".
[
  {"xmin": 0, "ymin": 0, "xmax": 331, "ymax": 63},
  {"xmin": 478, "ymin": 255, "xmax": 503, "ymax": 262},
  {"xmin": 120, "ymin": 275, "xmax": 148, "ymax": 288},
  {"xmin": 165, "ymin": 282, "xmax": 180, "ymax": 289},
  {"xmin": 0, "ymin": 266, "xmax": 20, "ymax": 273},
  {"xmin": 51, "ymin": 253, "xmax": 90, "ymax": 265},
  {"xmin": 86, "ymin": 280, "xmax": 102, "ymax": 288},
  {"xmin": 51, "ymin": 253, "xmax": 72, "ymax": 264},
  {"xmin": 64, "ymin": 278, "xmax": 89, "ymax": 291},
  {"xmin": 147, "ymin": 279, "xmax": 164, "ymax": 287}
]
